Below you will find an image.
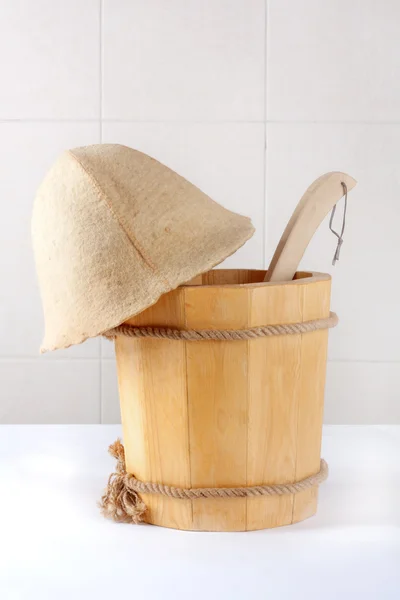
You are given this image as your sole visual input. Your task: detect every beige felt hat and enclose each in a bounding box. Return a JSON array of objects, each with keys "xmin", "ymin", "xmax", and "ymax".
[{"xmin": 32, "ymin": 144, "xmax": 254, "ymax": 352}]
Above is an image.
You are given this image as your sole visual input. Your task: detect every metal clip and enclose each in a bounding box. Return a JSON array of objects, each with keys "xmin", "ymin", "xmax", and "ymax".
[{"xmin": 329, "ymin": 182, "xmax": 348, "ymax": 266}]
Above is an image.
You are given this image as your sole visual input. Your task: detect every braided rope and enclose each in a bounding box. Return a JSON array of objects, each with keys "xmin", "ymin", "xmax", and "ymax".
[
  {"xmin": 100, "ymin": 440, "xmax": 329, "ymax": 524},
  {"xmin": 103, "ymin": 311, "xmax": 338, "ymax": 342},
  {"xmin": 125, "ymin": 460, "xmax": 329, "ymax": 499}
]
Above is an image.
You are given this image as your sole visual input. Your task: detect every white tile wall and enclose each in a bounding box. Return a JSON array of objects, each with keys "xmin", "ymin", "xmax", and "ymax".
[
  {"xmin": 0, "ymin": 360, "xmax": 100, "ymax": 424},
  {"xmin": 101, "ymin": 360, "xmax": 120, "ymax": 424},
  {"xmin": 325, "ymin": 363, "xmax": 400, "ymax": 424},
  {"xmin": 267, "ymin": 0, "xmax": 400, "ymax": 122},
  {"xmin": 0, "ymin": 0, "xmax": 399, "ymax": 423},
  {"xmin": 0, "ymin": 1, "xmax": 100, "ymax": 119},
  {"xmin": 103, "ymin": 0, "xmax": 265, "ymax": 121}
]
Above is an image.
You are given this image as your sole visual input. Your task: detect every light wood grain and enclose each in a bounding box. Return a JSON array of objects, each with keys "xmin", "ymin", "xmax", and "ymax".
[
  {"xmin": 115, "ymin": 289, "xmax": 192, "ymax": 529},
  {"xmin": 185, "ymin": 285, "xmax": 249, "ymax": 531},
  {"xmin": 291, "ymin": 279, "xmax": 331, "ymax": 523},
  {"xmin": 115, "ymin": 269, "xmax": 331, "ymax": 531},
  {"xmin": 246, "ymin": 282, "xmax": 303, "ymax": 530}
]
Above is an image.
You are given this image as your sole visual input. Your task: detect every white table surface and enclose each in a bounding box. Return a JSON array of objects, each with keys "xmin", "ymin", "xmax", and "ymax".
[{"xmin": 0, "ymin": 425, "xmax": 399, "ymax": 600}]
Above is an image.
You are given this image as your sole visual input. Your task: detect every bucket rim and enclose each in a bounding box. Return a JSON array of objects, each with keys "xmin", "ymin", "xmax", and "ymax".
[{"xmin": 179, "ymin": 269, "xmax": 331, "ymax": 290}]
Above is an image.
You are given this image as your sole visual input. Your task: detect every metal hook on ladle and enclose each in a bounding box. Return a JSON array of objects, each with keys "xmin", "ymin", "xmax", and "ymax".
[{"xmin": 329, "ymin": 182, "xmax": 348, "ymax": 266}]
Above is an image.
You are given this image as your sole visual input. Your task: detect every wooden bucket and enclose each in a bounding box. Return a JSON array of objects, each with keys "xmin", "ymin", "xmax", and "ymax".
[{"xmin": 115, "ymin": 269, "xmax": 331, "ymax": 531}]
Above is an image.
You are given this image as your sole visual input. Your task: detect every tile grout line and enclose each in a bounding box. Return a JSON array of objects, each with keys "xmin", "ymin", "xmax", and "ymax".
[
  {"xmin": 98, "ymin": 0, "xmax": 104, "ymax": 424},
  {"xmin": 0, "ymin": 357, "xmax": 115, "ymax": 362},
  {"xmin": 263, "ymin": 0, "xmax": 268, "ymax": 268},
  {"xmin": 1, "ymin": 357, "xmax": 400, "ymax": 364},
  {"xmin": 99, "ymin": 0, "xmax": 103, "ymax": 128},
  {"xmin": 0, "ymin": 118, "xmax": 266, "ymax": 124},
  {"xmin": 3, "ymin": 118, "xmax": 400, "ymax": 125},
  {"xmin": 264, "ymin": 120, "xmax": 400, "ymax": 125}
]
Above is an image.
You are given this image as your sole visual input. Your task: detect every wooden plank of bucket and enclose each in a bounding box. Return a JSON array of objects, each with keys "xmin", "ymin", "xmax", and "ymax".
[
  {"xmin": 247, "ymin": 275, "xmax": 331, "ymax": 529},
  {"xmin": 291, "ymin": 278, "xmax": 331, "ymax": 523},
  {"xmin": 184, "ymin": 284, "xmax": 250, "ymax": 532},
  {"xmin": 116, "ymin": 289, "xmax": 193, "ymax": 529},
  {"xmin": 246, "ymin": 281, "xmax": 304, "ymax": 529}
]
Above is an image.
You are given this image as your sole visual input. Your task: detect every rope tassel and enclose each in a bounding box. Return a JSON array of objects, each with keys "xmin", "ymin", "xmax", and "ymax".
[
  {"xmin": 100, "ymin": 439, "xmax": 329, "ymax": 524},
  {"xmin": 99, "ymin": 440, "xmax": 147, "ymax": 524}
]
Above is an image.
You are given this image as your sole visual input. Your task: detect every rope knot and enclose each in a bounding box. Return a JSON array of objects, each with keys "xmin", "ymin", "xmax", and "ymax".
[{"xmin": 99, "ymin": 439, "xmax": 146, "ymax": 524}]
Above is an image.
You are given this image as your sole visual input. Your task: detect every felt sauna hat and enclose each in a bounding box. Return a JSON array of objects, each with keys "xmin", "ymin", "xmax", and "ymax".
[{"xmin": 32, "ymin": 144, "xmax": 254, "ymax": 352}]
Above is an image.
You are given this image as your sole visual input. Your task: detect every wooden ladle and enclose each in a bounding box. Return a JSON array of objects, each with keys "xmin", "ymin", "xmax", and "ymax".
[{"xmin": 264, "ymin": 172, "xmax": 357, "ymax": 282}]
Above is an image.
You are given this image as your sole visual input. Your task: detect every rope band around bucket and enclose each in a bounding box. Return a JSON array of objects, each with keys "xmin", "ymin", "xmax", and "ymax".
[
  {"xmin": 100, "ymin": 440, "xmax": 329, "ymax": 524},
  {"xmin": 103, "ymin": 311, "xmax": 338, "ymax": 342}
]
